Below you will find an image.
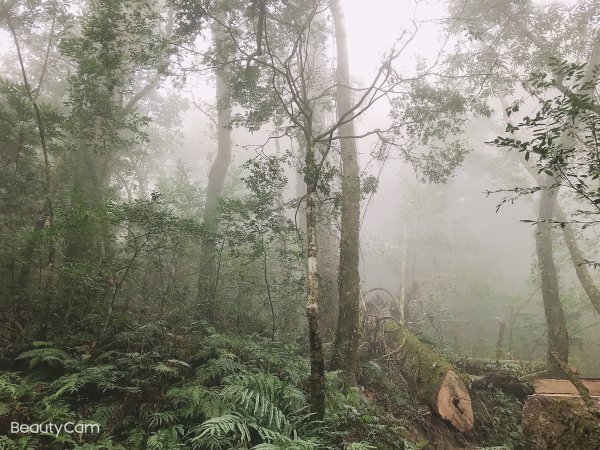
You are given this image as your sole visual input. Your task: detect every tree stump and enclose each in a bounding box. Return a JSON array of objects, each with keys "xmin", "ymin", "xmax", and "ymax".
[
  {"xmin": 523, "ymin": 394, "xmax": 600, "ymax": 449},
  {"xmin": 522, "ymin": 378, "xmax": 600, "ymax": 448}
]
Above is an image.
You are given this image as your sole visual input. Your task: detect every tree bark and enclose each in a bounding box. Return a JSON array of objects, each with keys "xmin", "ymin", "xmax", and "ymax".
[
  {"xmin": 330, "ymin": 0, "xmax": 361, "ymax": 380},
  {"xmin": 306, "ymin": 184, "xmax": 325, "ymax": 419},
  {"xmin": 317, "ymin": 222, "xmax": 340, "ymax": 342},
  {"xmin": 523, "ymin": 395, "xmax": 600, "ymax": 449},
  {"xmin": 398, "ymin": 222, "xmax": 409, "ymax": 322},
  {"xmin": 197, "ymin": 14, "xmax": 233, "ymax": 324},
  {"xmin": 499, "ymin": 96, "xmax": 570, "ymax": 376},
  {"xmin": 550, "ymin": 351, "xmax": 600, "ymax": 415},
  {"xmin": 3, "ymin": 3, "xmax": 56, "ymax": 338},
  {"xmin": 495, "ymin": 319, "xmax": 506, "ymax": 360},
  {"xmin": 535, "ymin": 182, "xmax": 568, "ymax": 377},
  {"xmin": 557, "ymin": 207, "xmax": 600, "ymax": 316},
  {"xmin": 382, "ymin": 320, "xmax": 474, "ymax": 432}
]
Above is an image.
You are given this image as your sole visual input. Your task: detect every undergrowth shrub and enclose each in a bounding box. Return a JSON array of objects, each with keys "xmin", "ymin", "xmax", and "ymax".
[
  {"xmin": 472, "ymin": 387, "xmax": 526, "ymax": 449},
  {"xmin": 0, "ymin": 329, "xmax": 419, "ymax": 449}
]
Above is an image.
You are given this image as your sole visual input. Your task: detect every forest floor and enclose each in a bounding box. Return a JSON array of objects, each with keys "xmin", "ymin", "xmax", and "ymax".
[{"xmin": 0, "ymin": 320, "xmax": 533, "ymax": 449}]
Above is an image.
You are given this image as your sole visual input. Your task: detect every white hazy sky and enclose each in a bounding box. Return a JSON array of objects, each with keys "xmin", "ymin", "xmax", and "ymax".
[{"xmin": 343, "ymin": 0, "xmax": 447, "ymax": 80}]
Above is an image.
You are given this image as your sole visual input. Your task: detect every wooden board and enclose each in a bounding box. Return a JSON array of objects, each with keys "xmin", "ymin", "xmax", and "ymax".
[{"xmin": 534, "ymin": 378, "xmax": 600, "ymax": 396}]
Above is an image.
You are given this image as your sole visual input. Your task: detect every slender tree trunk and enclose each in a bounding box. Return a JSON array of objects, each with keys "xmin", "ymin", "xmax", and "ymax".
[
  {"xmin": 306, "ymin": 172, "xmax": 325, "ymax": 419},
  {"xmin": 317, "ymin": 222, "xmax": 339, "ymax": 342},
  {"xmin": 557, "ymin": 207, "xmax": 600, "ymax": 316},
  {"xmin": 295, "ymin": 149, "xmax": 339, "ymax": 343},
  {"xmin": 330, "ymin": 0, "xmax": 361, "ymax": 379},
  {"xmin": 197, "ymin": 16, "xmax": 233, "ymax": 324},
  {"xmin": 3, "ymin": 4, "xmax": 56, "ymax": 338},
  {"xmin": 398, "ymin": 222, "xmax": 409, "ymax": 323},
  {"xmin": 536, "ymin": 182, "xmax": 568, "ymax": 377},
  {"xmin": 495, "ymin": 319, "xmax": 506, "ymax": 360},
  {"xmin": 499, "ymin": 95, "xmax": 570, "ymax": 374},
  {"xmin": 500, "ymin": 36, "xmax": 600, "ymax": 372}
]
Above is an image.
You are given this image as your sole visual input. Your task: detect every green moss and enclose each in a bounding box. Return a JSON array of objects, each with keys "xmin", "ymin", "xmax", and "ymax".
[
  {"xmin": 384, "ymin": 321, "xmax": 454, "ymax": 406},
  {"xmin": 524, "ymin": 395, "xmax": 600, "ymax": 449}
]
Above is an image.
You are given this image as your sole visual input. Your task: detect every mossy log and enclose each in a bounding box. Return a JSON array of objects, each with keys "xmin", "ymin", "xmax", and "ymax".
[
  {"xmin": 522, "ymin": 394, "xmax": 600, "ymax": 449},
  {"xmin": 382, "ymin": 321, "xmax": 474, "ymax": 432},
  {"xmin": 454, "ymin": 357, "xmax": 546, "ymax": 377},
  {"xmin": 471, "ymin": 373, "xmax": 533, "ymax": 401}
]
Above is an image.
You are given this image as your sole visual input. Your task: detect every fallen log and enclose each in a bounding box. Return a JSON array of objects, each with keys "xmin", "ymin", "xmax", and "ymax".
[
  {"xmin": 471, "ymin": 373, "xmax": 533, "ymax": 401},
  {"xmin": 454, "ymin": 357, "xmax": 546, "ymax": 377},
  {"xmin": 381, "ymin": 320, "xmax": 474, "ymax": 432}
]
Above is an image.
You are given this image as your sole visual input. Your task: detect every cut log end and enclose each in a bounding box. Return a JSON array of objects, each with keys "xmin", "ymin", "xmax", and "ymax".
[{"xmin": 437, "ymin": 370, "xmax": 474, "ymax": 433}]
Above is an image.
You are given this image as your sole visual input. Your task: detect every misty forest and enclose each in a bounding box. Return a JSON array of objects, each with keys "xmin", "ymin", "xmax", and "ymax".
[{"xmin": 1, "ymin": 0, "xmax": 600, "ymax": 448}]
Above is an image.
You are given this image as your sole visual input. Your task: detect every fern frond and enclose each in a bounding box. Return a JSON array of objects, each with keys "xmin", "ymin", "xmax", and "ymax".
[
  {"xmin": 167, "ymin": 384, "xmax": 225, "ymax": 419},
  {"xmin": 147, "ymin": 425, "xmax": 185, "ymax": 449},
  {"xmin": 0, "ymin": 372, "xmax": 22, "ymax": 398},
  {"xmin": 148, "ymin": 410, "xmax": 178, "ymax": 429},
  {"xmin": 190, "ymin": 413, "xmax": 250, "ymax": 449},
  {"xmin": 0, "ymin": 435, "xmax": 38, "ymax": 450},
  {"xmin": 252, "ymin": 440, "xmax": 317, "ymax": 450},
  {"xmin": 92, "ymin": 403, "xmax": 119, "ymax": 427},
  {"xmin": 195, "ymin": 355, "xmax": 246, "ymax": 384},
  {"xmin": 346, "ymin": 443, "xmax": 376, "ymax": 450},
  {"xmin": 16, "ymin": 346, "xmax": 79, "ymax": 371},
  {"xmin": 221, "ymin": 371, "xmax": 304, "ymax": 432},
  {"xmin": 48, "ymin": 365, "xmax": 119, "ymax": 400}
]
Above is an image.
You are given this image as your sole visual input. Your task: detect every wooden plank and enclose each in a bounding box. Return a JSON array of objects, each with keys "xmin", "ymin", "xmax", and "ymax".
[
  {"xmin": 539, "ymin": 393, "xmax": 600, "ymax": 404},
  {"xmin": 534, "ymin": 378, "xmax": 600, "ymax": 396}
]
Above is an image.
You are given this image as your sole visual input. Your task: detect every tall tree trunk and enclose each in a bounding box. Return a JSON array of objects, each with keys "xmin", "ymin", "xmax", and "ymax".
[
  {"xmin": 501, "ymin": 35, "xmax": 600, "ymax": 372},
  {"xmin": 557, "ymin": 207, "xmax": 600, "ymax": 316},
  {"xmin": 197, "ymin": 16, "xmax": 233, "ymax": 324},
  {"xmin": 398, "ymin": 222, "xmax": 409, "ymax": 323},
  {"xmin": 330, "ymin": 0, "xmax": 361, "ymax": 379},
  {"xmin": 306, "ymin": 185, "xmax": 325, "ymax": 419},
  {"xmin": 536, "ymin": 181, "xmax": 568, "ymax": 377},
  {"xmin": 317, "ymin": 222, "xmax": 339, "ymax": 341},
  {"xmin": 500, "ymin": 95, "xmax": 571, "ymax": 374},
  {"xmin": 294, "ymin": 155, "xmax": 339, "ymax": 342},
  {"xmin": 3, "ymin": 3, "xmax": 56, "ymax": 338}
]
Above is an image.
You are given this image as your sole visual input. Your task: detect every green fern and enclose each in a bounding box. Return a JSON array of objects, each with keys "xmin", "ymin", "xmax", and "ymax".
[
  {"xmin": 221, "ymin": 372, "xmax": 302, "ymax": 431},
  {"xmin": 0, "ymin": 435, "xmax": 38, "ymax": 450},
  {"xmin": 37, "ymin": 399, "xmax": 76, "ymax": 422},
  {"xmin": 195, "ymin": 354, "xmax": 246, "ymax": 384},
  {"xmin": 190, "ymin": 413, "xmax": 316, "ymax": 450},
  {"xmin": 346, "ymin": 443, "xmax": 376, "ymax": 450},
  {"xmin": 199, "ymin": 335, "xmax": 309, "ymax": 384},
  {"xmin": 0, "ymin": 372, "xmax": 21, "ymax": 397},
  {"xmin": 92, "ymin": 403, "xmax": 119, "ymax": 427},
  {"xmin": 190, "ymin": 413, "xmax": 252, "ymax": 449},
  {"xmin": 48, "ymin": 365, "xmax": 119, "ymax": 400},
  {"xmin": 167, "ymin": 384, "xmax": 224, "ymax": 419},
  {"xmin": 16, "ymin": 342, "xmax": 80, "ymax": 372},
  {"xmin": 148, "ymin": 410, "xmax": 179, "ymax": 429},
  {"xmin": 73, "ymin": 438, "xmax": 128, "ymax": 449},
  {"xmin": 147, "ymin": 425, "xmax": 185, "ymax": 449},
  {"xmin": 252, "ymin": 441, "xmax": 317, "ymax": 450}
]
